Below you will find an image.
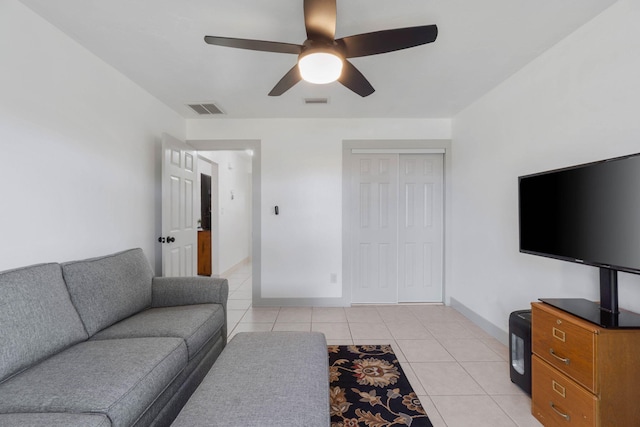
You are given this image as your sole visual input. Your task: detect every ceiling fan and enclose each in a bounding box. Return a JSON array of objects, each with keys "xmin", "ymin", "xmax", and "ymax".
[{"xmin": 204, "ymin": 0, "xmax": 437, "ymax": 97}]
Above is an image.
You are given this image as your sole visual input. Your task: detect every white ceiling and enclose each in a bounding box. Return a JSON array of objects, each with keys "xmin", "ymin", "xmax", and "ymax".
[{"xmin": 20, "ymin": 0, "xmax": 617, "ymax": 119}]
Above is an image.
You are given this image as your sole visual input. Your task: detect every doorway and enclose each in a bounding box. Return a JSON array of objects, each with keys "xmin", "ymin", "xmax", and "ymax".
[
  {"xmin": 197, "ymin": 171, "xmax": 213, "ymax": 276},
  {"xmin": 193, "ymin": 148, "xmax": 254, "ymax": 280}
]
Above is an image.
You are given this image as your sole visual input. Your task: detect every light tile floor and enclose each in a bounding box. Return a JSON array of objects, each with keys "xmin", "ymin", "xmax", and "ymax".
[{"xmin": 224, "ymin": 262, "xmax": 541, "ymax": 427}]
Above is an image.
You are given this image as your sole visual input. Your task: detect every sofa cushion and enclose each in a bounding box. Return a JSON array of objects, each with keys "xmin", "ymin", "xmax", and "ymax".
[
  {"xmin": 62, "ymin": 248, "xmax": 153, "ymax": 336},
  {"xmin": 0, "ymin": 263, "xmax": 88, "ymax": 383},
  {"xmin": 0, "ymin": 337, "xmax": 187, "ymax": 427},
  {"xmin": 0, "ymin": 413, "xmax": 111, "ymax": 427},
  {"xmin": 91, "ymin": 304, "xmax": 224, "ymax": 360}
]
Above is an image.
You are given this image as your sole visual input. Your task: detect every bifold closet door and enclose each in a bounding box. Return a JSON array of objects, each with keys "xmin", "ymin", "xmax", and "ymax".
[
  {"xmin": 350, "ymin": 152, "xmax": 444, "ymax": 304},
  {"xmin": 398, "ymin": 154, "xmax": 444, "ymax": 302},
  {"xmin": 351, "ymin": 154, "xmax": 399, "ymax": 303}
]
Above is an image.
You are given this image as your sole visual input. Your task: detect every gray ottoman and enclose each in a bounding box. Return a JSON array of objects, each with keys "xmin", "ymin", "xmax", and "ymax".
[{"xmin": 171, "ymin": 331, "xmax": 329, "ymax": 427}]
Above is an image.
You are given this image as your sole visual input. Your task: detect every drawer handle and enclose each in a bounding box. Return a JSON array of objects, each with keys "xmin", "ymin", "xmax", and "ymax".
[
  {"xmin": 550, "ymin": 348, "xmax": 570, "ymax": 365},
  {"xmin": 550, "ymin": 402, "xmax": 571, "ymax": 421}
]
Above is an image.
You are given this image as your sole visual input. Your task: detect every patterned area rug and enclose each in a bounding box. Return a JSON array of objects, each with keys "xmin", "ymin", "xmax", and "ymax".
[{"xmin": 329, "ymin": 344, "xmax": 434, "ymax": 427}]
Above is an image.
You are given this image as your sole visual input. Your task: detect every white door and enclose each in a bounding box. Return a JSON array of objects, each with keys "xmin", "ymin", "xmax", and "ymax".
[
  {"xmin": 350, "ymin": 152, "xmax": 444, "ymax": 303},
  {"xmin": 161, "ymin": 134, "xmax": 197, "ymax": 277},
  {"xmin": 351, "ymin": 154, "xmax": 399, "ymax": 303},
  {"xmin": 398, "ymin": 154, "xmax": 444, "ymax": 302}
]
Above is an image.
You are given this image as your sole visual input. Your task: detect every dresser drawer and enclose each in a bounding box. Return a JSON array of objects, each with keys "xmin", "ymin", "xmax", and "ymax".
[
  {"xmin": 532, "ymin": 356, "xmax": 597, "ymax": 427},
  {"xmin": 532, "ymin": 303, "xmax": 597, "ymax": 392}
]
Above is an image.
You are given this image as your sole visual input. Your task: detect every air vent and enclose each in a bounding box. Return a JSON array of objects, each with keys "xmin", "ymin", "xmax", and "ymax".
[
  {"xmin": 304, "ymin": 98, "xmax": 329, "ymax": 105},
  {"xmin": 187, "ymin": 102, "xmax": 224, "ymax": 115}
]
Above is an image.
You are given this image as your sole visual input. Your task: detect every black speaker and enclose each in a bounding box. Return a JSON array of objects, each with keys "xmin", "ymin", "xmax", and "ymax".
[{"xmin": 509, "ymin": 309, "xmax": 532, "ymax": 395}]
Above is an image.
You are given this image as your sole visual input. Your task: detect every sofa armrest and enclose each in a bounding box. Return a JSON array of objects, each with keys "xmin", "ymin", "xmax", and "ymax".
[{"xmin": 151, "ymin": 276, "xmax": 229, "ymax": 309}]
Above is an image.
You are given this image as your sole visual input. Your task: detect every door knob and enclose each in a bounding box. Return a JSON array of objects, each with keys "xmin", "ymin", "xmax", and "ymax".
[
  {"xmin": 158, "ymin": 236, "xmax": 175, "ymax": 244},
  {"xmin": 158, "ymin": 237, "xmax": 166, "ymax": 243},
  {"xmin": 167, "ymin": 236, "xmax": 176, "ymax": 243}
]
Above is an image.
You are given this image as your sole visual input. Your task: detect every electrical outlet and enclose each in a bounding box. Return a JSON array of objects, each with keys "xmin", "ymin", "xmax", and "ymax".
[{"xmin": 330, "ymin": 273, "xmax": 337, "ymax": 284}]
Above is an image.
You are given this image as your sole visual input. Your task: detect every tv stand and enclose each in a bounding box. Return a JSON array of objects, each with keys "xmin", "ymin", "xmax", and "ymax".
[
  {"xmin": 539, "ymin": 298, "xmax": 640, "ymax": 329},
  {"xmin": 540, "ymin": 266, "xmax": 640, "ymax": 328},
  {"xmin": 599, "ymin": 267, "xmax": 618, "ymax": 314}
]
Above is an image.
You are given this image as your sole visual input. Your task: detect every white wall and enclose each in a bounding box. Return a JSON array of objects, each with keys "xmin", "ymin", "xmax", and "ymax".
[
  {"xmin": 451, "ymin": 0, "xmax": 640, "ymax": 336},
  {"xmin": 0, "ymin": 0, "xmax": 185, "ymax": 272},
  {"xmin": 199, "ymin": 151, "xmax": 252, "ymax": 274},
  {"xmin": 187, "ymin": 119, "xmax": 451, "ymax": 300}
]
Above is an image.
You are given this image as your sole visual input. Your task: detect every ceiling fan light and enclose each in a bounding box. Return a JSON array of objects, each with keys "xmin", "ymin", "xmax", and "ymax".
[{"xmin": 298, "ymin": 52, "xmax": 343, "ymax": 84}]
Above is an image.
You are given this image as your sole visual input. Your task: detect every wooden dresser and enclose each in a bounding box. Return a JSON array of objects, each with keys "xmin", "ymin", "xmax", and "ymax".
[
  {"xmin": 197, "ymin": 230, "xmax": 211, "ymax": 276},
  {"xmin": 531, "ymin": 302, "xmax": 640, "ymax": 426}
]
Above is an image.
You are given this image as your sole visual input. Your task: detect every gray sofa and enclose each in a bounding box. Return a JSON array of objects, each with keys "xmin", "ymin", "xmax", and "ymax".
[{"xmin": 0, "ymin": 248, "xmax": 228, "ymax": 427}]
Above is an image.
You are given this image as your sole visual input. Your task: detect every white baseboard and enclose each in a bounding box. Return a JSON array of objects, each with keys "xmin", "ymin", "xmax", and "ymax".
[
  {"xmin": 221, "ymin": 257, "xmax": 250, "ymax": 277},
  {"xmin": 449, "ymin": 297, "xmax": 509, "ymax": 345}
]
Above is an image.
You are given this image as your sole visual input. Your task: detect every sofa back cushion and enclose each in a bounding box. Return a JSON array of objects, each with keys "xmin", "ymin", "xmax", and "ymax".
[
  {"xmin": 62, "ymin": 248, "xmax": 153, "ymax": 336},
  {"xmin": 0, "ymin": 263, "xmax": 88, "ymax": 383}
]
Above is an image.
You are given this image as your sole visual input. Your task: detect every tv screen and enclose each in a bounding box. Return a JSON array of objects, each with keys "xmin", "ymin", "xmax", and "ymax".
[{"xmin": 519, "ymin": 153, "xmax": 640, "ymax": 275}]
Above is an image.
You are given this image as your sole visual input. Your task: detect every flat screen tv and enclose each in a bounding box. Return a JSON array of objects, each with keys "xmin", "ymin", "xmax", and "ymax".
[{"xmin": 519, "ymin": 153, "xmax": 640, "ymax": 328}]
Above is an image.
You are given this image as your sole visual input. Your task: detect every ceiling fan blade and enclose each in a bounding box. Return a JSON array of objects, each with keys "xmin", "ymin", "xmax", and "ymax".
[
  {"xmin": 338, "ymin": 60, "xmax": 375, "ymax": 97},
  {"xmin": 304, "ymin": 0, "xmax": 336, "ymax": 41},
  {"xmin": 204, "ymin": 36, "xmax": 302, "ymax": 55},
  {"xmin": 268, "ymin": 65, "xmax": 302, "ymax": 96},
  {"xmin": 337, "ymin": 25, "xmax": 438, "ymax": 58}
]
